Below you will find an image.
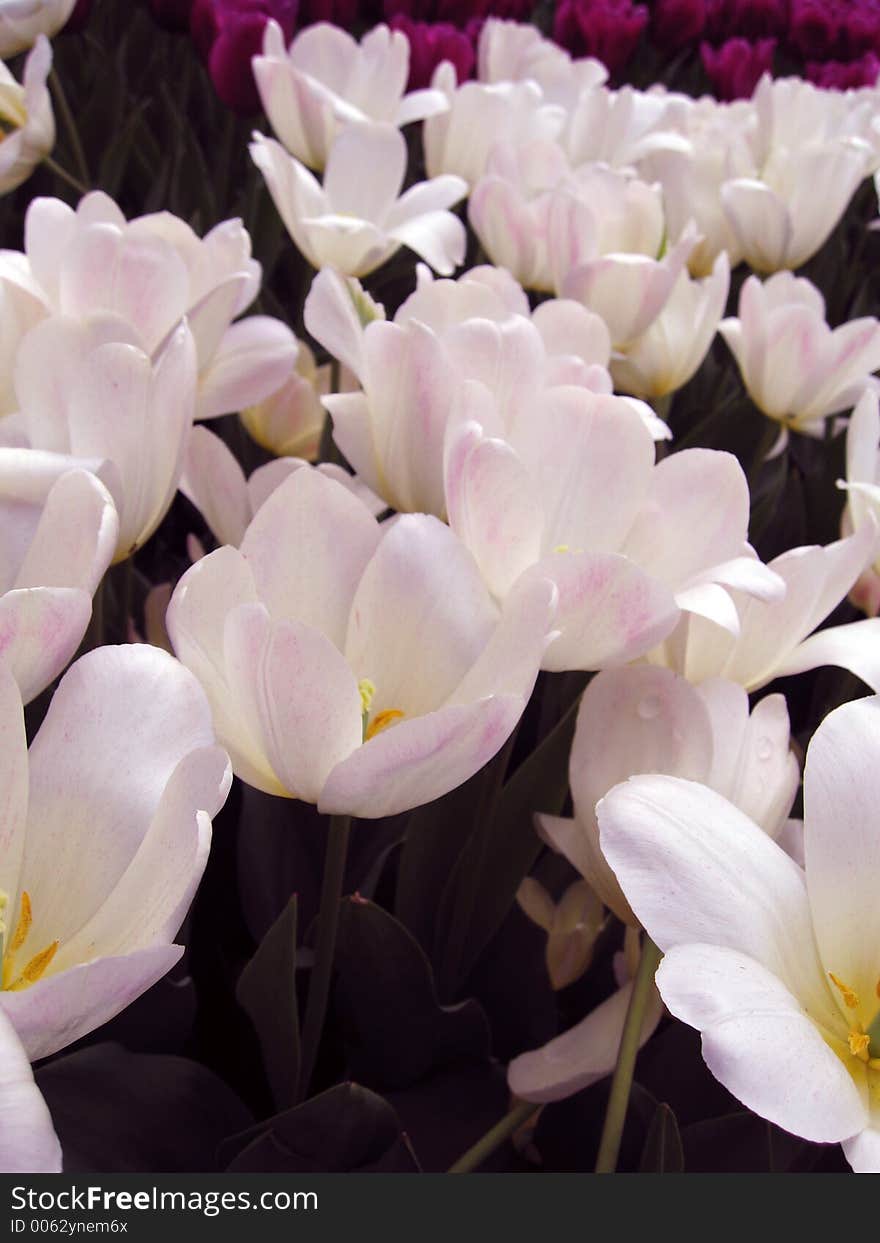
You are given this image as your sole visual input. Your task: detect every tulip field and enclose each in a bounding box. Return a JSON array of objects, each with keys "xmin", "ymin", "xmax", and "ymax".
[{"xmin": 1, "ymin": 0, "xmax": 880, "ymax": 1182}]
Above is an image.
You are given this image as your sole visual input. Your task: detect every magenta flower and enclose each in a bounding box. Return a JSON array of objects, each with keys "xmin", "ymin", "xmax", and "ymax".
[
  {"xmin": 787, "ymin": 0, "xmax": 880, "ymax": 60},
  {"xmin": 705, "ymin": 0, "xmax": 789, "ymax": 41},
  {"xmin": 700, "ymin": 35, "xmax": 776, "ymax": 99},
  {"xmin": 298, "ymin": 0, "xmax": 360, "ymax": 23},
  {"xmin": 651, "ymin": 0, "xmax": 706, "ymax": 51},
  {"xmin": 190, "ymin": 0, "xmax": 298, "ymax": 114},
  {"xmin": 806, "ymin": 52, "xmax": 880, "ymax": 90},
  {"xmin": 383, "ymin": 0, "xmax": 532, "ymax": 26},
  {"xmin": 552, "ymin": 0, "xmax": 649, "ymax": 75},
  {"xmin": 390, "ymin": 15, "xmax": 475, "ymax": 87}
]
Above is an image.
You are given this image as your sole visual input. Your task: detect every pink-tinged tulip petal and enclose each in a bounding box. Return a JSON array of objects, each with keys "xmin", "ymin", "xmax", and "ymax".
[
  {"xmin": 0, "ymin": 662, "xmax": 27, "ymax": 902},
  {"xmin": 3, "ymin": 944, "xmax": 183, "ymax": 1062},
  {"xmin": 56, "ymin": 745, "xmax": 229, "ymax": 970},
  {"xmin": 320, "ymin": 392, "xmax": 388, "ymax": 503},
  {"xmin": 197, "ymin": 315, "xmax": 298, "ymax": 421},
  {"xmin": 622, "ymin": 449, "xmax": 751, "ymax": 590},
  {"xmin": 58, "ymin": 225, "xmax": 190, "ymax": 354},
  {"xmin": 0, "ymin": 1006, "xmax": 61, "ymax": 1172},
  {"xmin": 843, "ymin": 1127, "xmax": 880, "ymax": 1175},
  {"xmin": 22, "ymin": 196, "xmax": 76, "ymax": 308},
  {"xmin": 531, "ymin": 298, "xmax": 611, "ymax": 370},
  {"xmin": 775, "ymin": 618, "xmax": 880, "ymax": 691},
  {"xmin": 241, "ymin": 468, "xmax": 380, "ymax": 650},
  {"xmin": 802, "ymin": 696, "xmax": 880, "ymax": 1013},
  {"xmin": 385, "ymin": 207, "xmax": 466, "ymax": 277},
  {"xmin": 223, "ymin": 603, "xmax": 362, "ymax": 803},
  {"xmin": 597, "ymin": 775, "xmax": 835, "ymax": 1023},
  {"xmin": 318, "ymin": 695, "xmax": 523, "ymax": 819},
  {"xmin": 509, "ymin": 978, "xmax": 663, "ymax": 1103},
  {"xmin": 21, "ymin": 645, "xmax": 218, "ymax": 952},
  {"xmin": 721, "ymin": 179, "xmax": 793, "ymax": 274},
  {"xmin": 446, "ymin": 574, "xmax": 557, "ymax": 706},
  {"xmin": 526, "ymin": 551, "xmax": 679, "ymax": 672},
  {"xmin": 0, "ymin": 586, "xmax": 91, "ymax": 705},
  {"xmin": 445, "ymin": 422, "xmax": 544, "ymax": 600},
  {"xmin": 656, "ymin": 943, "xmax": 866, "ymax": 1144},
  {"xmin": 181, "ymin": 426, "xmax": 250, "ymax": 549},
  {"xmin": 13, "ymin": 468, "xmax": 117, "ymax": 594},
  {"xmin": 245, "ymin": 458, "xmax": 307, "ymax": 514},
  {"xmin": 345, "ymin": 514, "xmax": 497, "ymax": 717},
  {"xmin": 322, "ymin": 122, "xmax": 406, "ymax": 224},
  {"xmin": 304, "ymin": 267, "xmax": 370, "ymax": 382},
  {"xmin": 514, "ymin": 390, "xmax": 655, "ymax": 555},
  {"xmin": 565, "ymin": 666, "xmax": 713, "ymax": 922},
  {"xmin": 673, "ymin": 582, "xmax": 740, "ymax": 633},
  {"xmin": 184, "ymin": 275, "xmax": 251, "ymax": 370}
]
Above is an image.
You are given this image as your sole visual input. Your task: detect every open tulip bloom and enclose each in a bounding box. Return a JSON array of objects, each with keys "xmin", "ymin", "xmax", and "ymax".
[
  {"xmin": 598, "ymin": 693, "xmax": 880, "ymax": 1172},
  {"xmin": 167, "ymin": 467, "xmax": 558, "ymax": 818},
  {"xmin": 0, "ymin": 645, "xmax": 230, "ymax": 1061},
  {"xmin": 0, "ymin": 34, "xmax": 54, "ymax": 197}
]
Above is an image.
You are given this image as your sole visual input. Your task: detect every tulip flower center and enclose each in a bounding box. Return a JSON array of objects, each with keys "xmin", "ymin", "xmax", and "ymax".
[
  {"xmin": 0, "ymin": 88, "xmax": 26, "ymax": 137},
  {"xmin": 828, "ymin": 972, "xmax": 880, "ymax": 1091},
  {"xmin": 0, "ymin": 890, "xmax": 58, "ymax": 992},
  {"xmin": 357, "ymin": 678, "xmax": 404, "ymax": 742}
]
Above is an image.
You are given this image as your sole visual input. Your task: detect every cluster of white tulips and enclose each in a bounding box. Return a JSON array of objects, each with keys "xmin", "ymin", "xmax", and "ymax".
[{"xmin": 1, "ymin": 2, "xmax": 880, "ymax": 1176}]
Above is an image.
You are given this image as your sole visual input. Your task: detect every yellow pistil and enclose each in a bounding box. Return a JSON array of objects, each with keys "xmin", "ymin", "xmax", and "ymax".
[
  {"xmin": 365, "ymin": 709, "xmax": 405, "ymax": 741},
  {"xmin": 829, "ymin": 972, "xmax": 860, "ymax": 1010},
  {"xmin": 1, "ymin": 891, "xmax": 59, "ymax": 992},
  {"xmin": 358, "ymin": 678, "xmax": 376, "ymax": 715},
  {"xmin": 553, "ymin": 544, "xmax": 571, "ymax": 554}
]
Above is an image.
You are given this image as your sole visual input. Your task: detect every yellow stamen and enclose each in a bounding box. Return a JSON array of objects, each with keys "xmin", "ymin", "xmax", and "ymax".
[
  {"xmin": 829, "ymin": 972, "xmax": 860, "ymax": 1010},
  {"xmin": 358, "ymin": 678, "xmax": 376, "ymax": 715},
  {"xmin": 553, "ymin": 544, "xmax": 571, "ymax": 554},
  {"xmin": 365, "ymin": 709, "xmax": 404, "ymax": 741},
  {"xmin": 849, "ymin": 1031, "xmax": 870, "ymax": 1062},
  {"xmin": 9, "ymin": 891, "xmax": 32, "ymax": 954}
]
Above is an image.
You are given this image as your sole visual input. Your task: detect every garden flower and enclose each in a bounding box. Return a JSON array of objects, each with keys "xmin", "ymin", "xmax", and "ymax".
[
  {"xmin": 389, "ymin": 16, "xmax": 475, "ymax": 90},
  {"xmin": 476, "ymin": 16, "xmax": 607, "ymax": 108},
  {"xmin": 840, "ymin": 389, "xmax": 880, "ymax": 616},
  {"xmin": 190, "ymin": 0, "xmax": 299, "ymax": 115},
  {"xmin": 517, "ymin": 877, "xmax": 604, "ymax": 991},
  {"xmin": 305, "ymin": 264, "xmax": 623, "ymax": 517},
  {"xmin": 700, "ymin": 36, "xmax": 776, "ymax": 101},
  {"xmin": 0, "ymin": 455, "xmax": 117, "ymax": 702},
  {"xmin": 251, "ymin": 123, "xmax": 467, "ymax": 278},
  {"xmin": 14, "ymin": 316, "xmax": 196, "ymax": 563},
  {"xmin": 0, "ymin": 646, "xmax": 231, "ymax": 1061},
  {"xmin": 253, "ymin": 20, "xmax": 448, "ymax": 171},
  {"xmin": 647, "ymin": 518, "xmax": 880, "ymax": 691},
  {"xmin": 0, "ymin": 1006, "xmax": 60, "ymax": 1171},
  {"xmin": 0, "ymin": 191, "xmax": 296, "ymax": 421},
  {"xmin": 0, "ymin": 0, "xmax": 74, "ymax": 57},
  {"xmin": 536, "ymin": 665, "xmax": 797, "ymax": 926},
  {"xmin": 610, "ymin": 251, "xmax": 730, "ymax": 400},
  {"xmin": 445, "ymin": 396, "xmax": 782, "ymax": 670},
  {"xmin": 651, "ymin": 0, "xmax": 706, "ymax": 50},
  {"xmin": 423, "ymin": 60, "xmax": 565, "ymax": 185},
  {"xmin": 240, "ymin": 340, "xmax": 326, "ymax": 461},
  {"xmin": 719, "ymin": 272, "xmax": 880, "ymax": 434},
  {"xmin": 552, "ymin": 0, "xmax": 649, "ymax": 76},
  {"xmin": 0, "ymin": 35, "xmax": 54, "ymax": 197},
  {"xmin": 719, "ymin": 74, "xmax": 876, "ymax": 272},
  {"xmin": 549, "ymin": 164, "xmax": 699, "ymax": 347},
  {"xmin": 181, "ymin": 424, "xmax": 383, "ymax": 549},
  {"xmin": 508, "ymin": 950, "xmax": 664, "ymax": 1102},
  {"xmin": 597, "ymin": 693, "xmax": 880, "ymax": 1172},
  {"xmin": 166, "ymin": 467, "xmax": 557, "ymax": 818}
]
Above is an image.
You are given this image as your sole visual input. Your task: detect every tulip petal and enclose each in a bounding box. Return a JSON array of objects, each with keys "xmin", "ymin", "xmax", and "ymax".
[
  {"xmin": 0, "ymin": 586, "xmax": 91, "ymax": 705},
  {"xmin": 20, "ymin": 646, "xmax": 217, "ymax": 952},
  {"xmin": 181, "ymin": 426, "xmax": 250, "ymax": 549},
  {"xmin": 842, "ymin": 1125, "xmax": 880, "ymax": 1174},
  {"xmin": 13, "ymin": 468, "xmax": 118, "ymax": 595},
  {"xmin": 319, "ymin": 694, "xmax": 523, "ymax": 819},
  {"xmin": 597, "ymin": 774, "xmax": 836, "ymax": 1025},
  {"xmin": 508, "ymin": 980, "xmax": 663, "ymax": 1103},
  {"xmin": 775, "ymin": 618, "xmax": 880, "ymax": 691},
  {"xmin": 657, "ymin": 942, "xmax": 866, "ymax": 1143},
  {"xmin": 3, "ymin": 944, "xmax": 183, "ymax": 1062},
  {"xmin": 721, "ymin": 180, "xmax": 793, "ymax": 273},
  {"xmin": 0, "ymin": 1006, "xmax": 61, "ymax": 1172},
  {"xmin": 0, "ymin": 661, "xmax": 27, "ymax": 902},
  {"xmin": 240, "ymin": 467, "xmax": 380, "ymax": 650},
  {"xmin": 197, "ymin": 316, "xmax": 298, "ymax": 421},
  {"xmin": 802, "ymin": 696, "xmax": 880, "ymax": 1010}
]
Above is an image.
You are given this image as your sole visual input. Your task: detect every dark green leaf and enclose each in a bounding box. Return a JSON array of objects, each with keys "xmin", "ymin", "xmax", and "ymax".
[
  {"xmin": 639, "ymin": 1103, "xmax": 684, "ymax": 1172},
  {"xmin": 334, "ymin": 897, "xmax": 490, "ymax": 1090},
  {"xmin": 236, "ymin": 895, "xmax": 300, "ymax": 1110}
]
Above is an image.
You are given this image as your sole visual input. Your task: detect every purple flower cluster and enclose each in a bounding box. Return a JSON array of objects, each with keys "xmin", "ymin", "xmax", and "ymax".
[{"xmin": 652, "ymin": 0, "xmax": 880, "ymax": 97}]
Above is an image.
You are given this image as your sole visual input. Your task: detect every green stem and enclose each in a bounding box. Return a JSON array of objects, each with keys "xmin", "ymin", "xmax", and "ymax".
[
  {"xmin": 594, "ymin": 935, "xmax": 662, "ymax": 1174},
  {"xmin": 296, "ymin": 813, "xmax": 352, "ymax": 1102},
  {"xmin": 49, "ymin": 68, "xmax": 90, "ymax": 188},
  {"xmin": 43, "ymin": 155, "xmax": 89, "ymax": 197},
  {"xmin": 448, "ymin": 1100, "xmax": 539, "ymax": 1173}
]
